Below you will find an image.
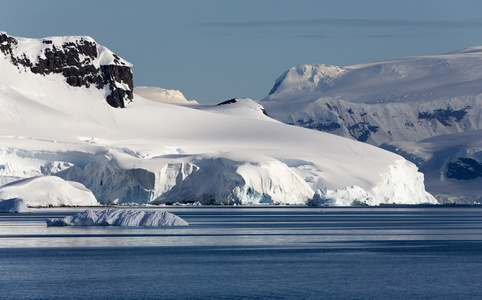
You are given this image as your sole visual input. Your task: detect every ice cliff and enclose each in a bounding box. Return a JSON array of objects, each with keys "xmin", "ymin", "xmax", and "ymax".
[{"xmin": 382, "ymin": 130, "xmax": 482, "ymax": 204}]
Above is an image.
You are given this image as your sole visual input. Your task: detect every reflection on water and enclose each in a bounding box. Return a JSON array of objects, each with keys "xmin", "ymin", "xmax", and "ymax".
[
  {"xmin": 2, "ymin": 206, "xmax": 482, "ymax": 248},
  {"xmin": 1, "ymin": 206, "xmax": 482, "ymax": 299}
]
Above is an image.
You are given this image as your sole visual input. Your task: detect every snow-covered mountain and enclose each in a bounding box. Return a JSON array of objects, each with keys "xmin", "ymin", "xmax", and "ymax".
[
  {"xmin": 262, "ymin": 48, "xmax": 482, "ymax": 145},
  {"xmin": 0, "ymin": 33, "xmax": 436, "ymax": 206},
  {"xmin": 134, "ymin": 86, "xmax": 198, "ymax": 105},
  {"xmin": 0, "ymin": 32, "xmax": 133, "ymax": 108},
  {"xmin": 382, "ymin": 130, "xmax": 482, "ymax": 204}
]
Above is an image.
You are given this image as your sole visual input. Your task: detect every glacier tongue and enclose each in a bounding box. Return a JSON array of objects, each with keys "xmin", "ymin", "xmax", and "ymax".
[
  {"xmin": 0, "ymin": 175, "xmax": 98, "ymax": 207},
  {"xmin": 309, "ymin": 159, "xmax": 437, "ymax": 206},
  {"xmin": 46, "ymin": 209, "xmax": 189, "ymax": 226}
]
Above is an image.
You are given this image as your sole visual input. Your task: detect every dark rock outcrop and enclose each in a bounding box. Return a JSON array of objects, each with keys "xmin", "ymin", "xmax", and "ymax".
[
  {"xmin": 218, "ymin": 99, "xmax": 238, "ymax": 105},
  {"xmin": 418, "ymin": 107, "xmax": 470, "ymax": 127},
  {"xmin": 446, "ymin": 157, "xmax": 482, "ymax": 180},
  {"xmin": 0, "ymin": 32, "xmax": 133, "ymax": 108}
]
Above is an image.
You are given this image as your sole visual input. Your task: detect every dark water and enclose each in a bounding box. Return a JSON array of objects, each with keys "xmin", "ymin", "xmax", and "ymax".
[{"xmin": 1, "ymin": 206, "xmax": 482, "ymax": 299}]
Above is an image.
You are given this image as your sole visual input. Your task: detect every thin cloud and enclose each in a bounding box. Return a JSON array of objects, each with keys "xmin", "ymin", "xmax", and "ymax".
[
  {"xmin": 295, "ymin": 32, "xmax": 444, "ymax": 40},
  {"xmin": 203, "ymin": 18, "xmax": 482, "ymax": 29}
]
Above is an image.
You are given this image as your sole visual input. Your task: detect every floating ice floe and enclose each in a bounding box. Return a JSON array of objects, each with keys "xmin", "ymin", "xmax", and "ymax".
[{"xmin": 46, "ymin": 209, "xmax": 189, "ymax": 226}]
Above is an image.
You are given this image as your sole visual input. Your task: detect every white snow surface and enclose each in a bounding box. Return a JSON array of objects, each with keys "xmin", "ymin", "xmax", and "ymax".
[
  {"xmin": 0, "ymin": 176, "xmax": 98, "ymax": 207},
  {"xmin": 0, "ymin": 33, "xmax": 436, "ymax": 206},
  {"xmin": 200, "ymin": 98, "xmax": 272, "ymax": 120},
  {"xmin": 262, "ymin": 48, "xmax": 482, "ymax": 146},
  {"xmin": 134, "ymin": 86, "xmax": 198, "ymax": 105},
  {"xmin": 46, "ymin": 209, "xmax": 188, "ymax": 226},
  {"xmin": 0, "ymin": 198, "xmax": 30, "ymax": 213}
]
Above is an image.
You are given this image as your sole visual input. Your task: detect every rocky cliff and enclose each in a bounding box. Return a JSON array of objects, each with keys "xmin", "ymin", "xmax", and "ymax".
[{"xmin": 0, "ymin": 32, "xmax": 133, "ymax": 108}]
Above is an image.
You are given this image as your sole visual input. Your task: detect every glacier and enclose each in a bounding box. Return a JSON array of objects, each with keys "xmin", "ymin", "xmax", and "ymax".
[
  {"xmin": 46, "ymin": 209, "xmax": 189, "ymax": 226},
  {"xmin": 0, "ymin": 33, "xmax": 436, "ymax": 206},
  {"xmin": 0, "ymin": 175, "xmax": 98, "ymax": 207}
]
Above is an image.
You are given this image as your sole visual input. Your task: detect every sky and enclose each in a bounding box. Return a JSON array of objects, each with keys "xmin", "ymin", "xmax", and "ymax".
[{"xmin": 2, "ymin": 0, "xmax": 482, "ymax": 103}]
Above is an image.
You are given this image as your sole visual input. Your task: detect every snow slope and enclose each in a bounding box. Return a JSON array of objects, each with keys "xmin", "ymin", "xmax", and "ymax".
[
  {"xmin": 0, "ymin": 33, "xmax": 436, "ymax": 206},
  {"xmin": 382, "ymin": 130, "xmax": 482, "ymax": 204},
  {"xmin": 46, "ymin": 209, "xmax": 188, "ymax": 226},
  {"xmin": 262, "ymin": 48, "xmax": 482, "ymax": 145},
  {"xmin": 134, "ymin": 86, "xmax": 198, "ymax": 105}
]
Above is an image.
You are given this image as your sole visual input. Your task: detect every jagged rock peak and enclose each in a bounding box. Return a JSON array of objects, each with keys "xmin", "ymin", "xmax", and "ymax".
[{"xmin": 0, "ymin": 32, "xmax": 133, "ymax": 108}]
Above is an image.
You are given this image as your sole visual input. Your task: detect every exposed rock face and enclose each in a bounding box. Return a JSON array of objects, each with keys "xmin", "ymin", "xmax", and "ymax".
[
  {"xmin": 446, "ymin": 158, "xmax": 482, "ymax": 180},
  {"xmin": 0, "ymin": 32, "xmax": 133, "ymax": 108}
]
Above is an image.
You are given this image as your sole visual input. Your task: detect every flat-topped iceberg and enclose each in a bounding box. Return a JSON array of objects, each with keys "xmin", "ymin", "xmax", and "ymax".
[
  {"xmin": 46, "ymin": 209, "xmax": 188, "ymax": 227},
  {"xmin": 0, "ymin": 198, "xmax": 30, "ymax": 213}
]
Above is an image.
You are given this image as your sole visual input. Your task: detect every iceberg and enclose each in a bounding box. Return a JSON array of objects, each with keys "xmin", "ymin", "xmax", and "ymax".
[
  {"xmin": 0, "ymin": 198, "xmax": 30, "ymax": 213},
  {"xmin": 46, "ymin": 209, "xmax": 189, "ymax": 226}
]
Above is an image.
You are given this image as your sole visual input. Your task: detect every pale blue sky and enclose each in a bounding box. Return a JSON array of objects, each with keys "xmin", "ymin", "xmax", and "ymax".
[{"xmin": 3, "ymin": 0, "xmax": 482, "ymax": 103}]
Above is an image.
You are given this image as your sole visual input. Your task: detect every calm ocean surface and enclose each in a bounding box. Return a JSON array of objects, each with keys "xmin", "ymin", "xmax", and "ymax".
[{"xmin": 1, "ymin": 206, "xmax": 482, "ymax": 299}]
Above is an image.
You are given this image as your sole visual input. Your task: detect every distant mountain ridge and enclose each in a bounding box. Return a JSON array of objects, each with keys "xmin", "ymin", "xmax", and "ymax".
[
  {"xmin": 134, "ymin": 86, "xmax": 198, "ymax": 105},
  {"xmin": 262, "ymin": 47, "xmax": 482, "ymax": 145}
]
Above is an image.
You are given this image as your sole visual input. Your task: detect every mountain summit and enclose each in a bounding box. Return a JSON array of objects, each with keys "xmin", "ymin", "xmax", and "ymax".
[{"xmin": 0, "ymin": 32, "xmax": 133, "ymax": 108}]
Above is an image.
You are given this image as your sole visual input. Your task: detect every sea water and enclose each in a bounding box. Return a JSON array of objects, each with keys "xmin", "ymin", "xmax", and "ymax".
[{"xmin": 1, "ymin": 206, "xmax": 482, "ymax": 299}]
